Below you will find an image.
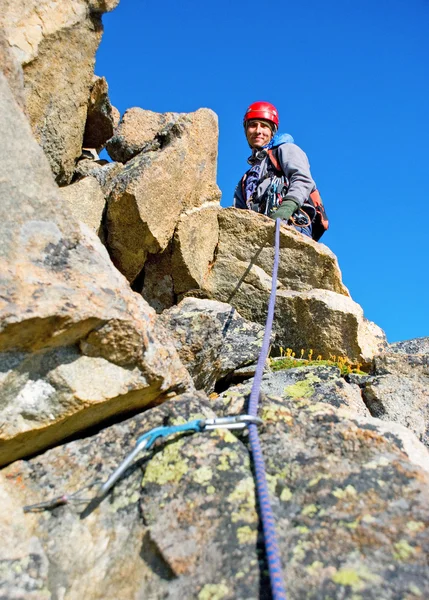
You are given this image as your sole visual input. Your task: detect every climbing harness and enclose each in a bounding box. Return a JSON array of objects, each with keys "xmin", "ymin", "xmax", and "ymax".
[
  {"xmin": 96, "ymin": 415, "xmax": 262, "ymax": 499},
  {"xmin": 22, "ymin": 220, "xmax": 286, "ymax": 599}
]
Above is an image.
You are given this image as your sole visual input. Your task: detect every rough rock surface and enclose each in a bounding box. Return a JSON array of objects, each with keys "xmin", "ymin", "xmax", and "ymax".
[
  {"xmin": 141, "ymin": 206, "xmax": 220, "ymax": 310},
  {"xmin": 362, "ymin": 353, "xmax": 429, "ymax": 448},
  {"xmin": 390, "ymin": 336, "xmax": 429, "ymax": 355},
  {"xmin": 2, "ymin": 390, "xmax": 429, "ymax": 599},
  {"xmin": 0, "ymin": 71, "xmax": 190, "ymax": 466},
  {"xmin": 170, "ymin": 208, "xmax": 385, "ymax": 363},
  {"xmin": 59, "ymin": 176, "xmax": 106, "ymax": 234},
  {"xmin": 106, "ymin": 106, "xmax": 178, "ymax": 162},
  {"xmin": 220, "ymin": 364, "xmax": 371, "ymax": 418},
  {"xmin": 105, "ymin": 108, "xmax": 221, "ymax": 282},
  {"xmin": 0, "ymin": 27, "xmax": 26, "ymax": 110},
  {"xmin": 1, "ymin": 0, "xmax": 119, "ymax": 184},
  {"xmin": 73, "ymin": 157, "xmax": 122, "ymax": 191},
  {"xmin": 83, "ymin": 75, "xmax": 120, "ymax": 150},
  {"xmin": 159, "ymin": 298, "xmax": 268, "ymax": 392}
]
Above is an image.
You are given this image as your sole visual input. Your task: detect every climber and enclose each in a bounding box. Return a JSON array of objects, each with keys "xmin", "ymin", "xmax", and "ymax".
[{"xmin": 233, "ymin": 101, "xmax": 328, "ymax": 240}]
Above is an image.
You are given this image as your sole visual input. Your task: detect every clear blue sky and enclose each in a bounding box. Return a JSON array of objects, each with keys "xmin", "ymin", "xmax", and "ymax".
[{"xmin": 96, "ymin": 0, "xmax": 429, "ymax": 344}]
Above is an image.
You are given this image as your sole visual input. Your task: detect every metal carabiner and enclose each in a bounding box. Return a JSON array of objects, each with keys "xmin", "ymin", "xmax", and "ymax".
[
  {"xmin": 96, "ymin": 420, "xmax": 204, "ymax": 499},
  {"xmin": 201, "ymin": 414, "xmax": 263, "ymax": 430}
]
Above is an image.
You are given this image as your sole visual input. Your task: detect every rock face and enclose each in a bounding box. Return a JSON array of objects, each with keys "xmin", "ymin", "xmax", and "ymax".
[
  {"xmin": 106, "ymin": 108, "xmax": 221, "ymax": 282},
  {"xmin": 83, "ymin": 75, "xmax": 120, "ymax": 150},
  {"xmin": 2, "ymin": 389, "xmax": 429, "ymax": 599},
  {"xmin": 59, "ymin": 176, "xmax": 106, "ymax": 234},
  {"xmin": 361, "ymin": 352, "xmax": 429, "ymax": 448},
  {"xmin": 0, "ymin": 0, "xmax": 119, "ymax": 184},
  {"xmin": 0, "ymin": 27, "xmax": 26, "ymax": 110},
  {"xmin": 0, "ymin": 71, "xmax": 191, "ymax": 466},
  {"xmin": 3, "ymin": 6, "xmax": 429, "ymax": 596},
  {"xmin": 161, "ymin": 208, "xmax": 386, "ymax": 363},
  {"xmin": 106, "ymin": 107, "xmax": 178, "ymax": 162},
  {"xmin": 159, "ymin": 298, "xmax": 268, "ymax": 392},
  {"xmin": 390, "ymin": 336, "xmax": 429, "ymax": 355}
]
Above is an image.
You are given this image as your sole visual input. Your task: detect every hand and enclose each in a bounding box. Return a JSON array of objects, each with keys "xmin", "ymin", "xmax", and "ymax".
[{"xmin": 269, "ymin": 199, "xmax": 299, "ymax": 221}]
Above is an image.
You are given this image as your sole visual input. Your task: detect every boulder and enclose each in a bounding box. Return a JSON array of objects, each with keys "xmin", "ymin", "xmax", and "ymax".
[
  {"xmin": 361, "ymin": 353, "xmax": 429, "ymax": 448},
  {"xmin": 390, "ymin": 336, "xmax": 429, "ymax": 355},
  {"xmin": 0, "ymin": 71, "xmax": 191, "ymax": 466},
  {"xmin": 0, "ymin": 0, "xmax": 119, "ymax": 184},
  {"xmin": 2, "ymin": 390, "xmax": 429, "ymax": 599},
  {"xmin": 106, "ymin": 106, "xmax": 178, "ymax": 162},
  {"xmin": 59, "ymin": 176, "xmax": 106, "ymax": 234},
  {"xmin": 171, "ymin": 208, "xmax": 386, "ymax": 363},
  {"xmin": 106, "ymin": 108, "xmax": 221, "ymax": 282},
  {"xmin": 159, "ymin": 298, "xmax": 267, "ymax": 392},
  {"xmin": 140, "ymin": 205, "xmax": 220, "ymax": 309},
  {"xmin": 83, "ymin": 75, "xmax": 120, "ymax": 150}
]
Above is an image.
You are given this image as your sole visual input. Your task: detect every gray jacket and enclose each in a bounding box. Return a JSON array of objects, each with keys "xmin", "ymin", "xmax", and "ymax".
[{"xmin": 233, "ymin": 142, "xmax": 316, "ymax": 212}]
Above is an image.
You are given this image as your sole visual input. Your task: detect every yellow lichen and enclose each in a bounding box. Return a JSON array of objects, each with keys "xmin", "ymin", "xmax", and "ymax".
[
  {"xmin": 193, "ymin": 466, "xmax": 213, "ymax": 485},
  {"xmin": 284, "ymin": 375, "xmax": 320, "ymax": 399},
  {"xmin": 406, "ymin": 521, "xmax": 425, "ymax": 533},
  {"xmin": 332, "ymin": 566, "xmax": 380, "ymax": 590},
  {"xmin": 228, "ymin": 477, "xmax": 257, "ymax": 524},
  {"xmin": 198, "ymin": 583, "xmax": 230, "ymax": 600},
  {"xmin": 332, "ymin": 485, "xmax": 358, "ymax": 499},
  {"xmin": 236, "ymin": 525, "xmax": 257, "ymax": 545},
  {"xmin": 280, "ymin": 487, "xmax": 293, "ymax": 502},
  {"xmin": 302, "ymin": 504, "xmax": 318, "ymax": 516},
  {"xmin": 393, "ymin": 540, "xmax": 416, "ymax": 561},
  {"xmin": 142, "ymin": 440, "xmax": 189, "ymax": 485}
]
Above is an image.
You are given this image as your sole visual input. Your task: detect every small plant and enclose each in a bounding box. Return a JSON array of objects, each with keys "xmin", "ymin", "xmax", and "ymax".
[{"xmin": 270, "ymin": 348, "xmax": 366, "ymax": 376}]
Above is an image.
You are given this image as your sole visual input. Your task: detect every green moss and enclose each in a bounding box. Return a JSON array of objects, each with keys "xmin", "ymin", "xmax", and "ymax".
[
  {"xmin": 198, "ymin": 583, "xmax": 230, "ymax": 600},
  {"xmin": 271, "ymin": 357, "xmax": 366, "ymax": 375},
  {"xmin": 206, "ymin": 485, "xmax": 216, "ymax": 494}
]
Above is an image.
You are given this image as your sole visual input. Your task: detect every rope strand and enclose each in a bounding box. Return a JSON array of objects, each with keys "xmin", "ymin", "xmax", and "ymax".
[{"xmin": 248, "ymin": 218, "xmax": 287, "ymax": 599}]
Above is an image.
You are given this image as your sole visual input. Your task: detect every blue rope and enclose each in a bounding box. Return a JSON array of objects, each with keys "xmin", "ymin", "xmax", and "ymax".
[{"xmin": 248, "ymin": 218, "xmax": 287, "ymax": 600}]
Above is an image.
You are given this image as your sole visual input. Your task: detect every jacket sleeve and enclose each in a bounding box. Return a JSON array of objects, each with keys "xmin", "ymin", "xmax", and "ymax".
[
  {"xmin": 233, "ymin": 178, "xmax": 247, "ymax": 209},
  {"xmin": 277, "ymin": 143, "xmax": 315, "ymax": 207}
]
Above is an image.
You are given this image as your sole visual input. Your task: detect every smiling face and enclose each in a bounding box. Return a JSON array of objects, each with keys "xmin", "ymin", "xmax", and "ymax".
[{"xmin": 245, "ymin": 119, "xmax": 273, "ymax": 148}]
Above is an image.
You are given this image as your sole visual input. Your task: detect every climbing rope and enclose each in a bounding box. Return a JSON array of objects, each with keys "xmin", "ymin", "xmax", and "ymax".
[{"xmin": 247, "ymin": 217, "xmax": 287, "ymax": 600}]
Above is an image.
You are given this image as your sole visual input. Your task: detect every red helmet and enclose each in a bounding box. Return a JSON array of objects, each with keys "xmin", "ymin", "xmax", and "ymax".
[{"xmin": 243, "ymin": 101, "xmax": 279, "ymax": 131}]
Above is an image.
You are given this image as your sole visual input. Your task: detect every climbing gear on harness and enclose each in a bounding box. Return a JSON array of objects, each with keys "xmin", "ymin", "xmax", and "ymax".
[
  {"xmin": 244, "ymin": 101, "xmax": 279, "ymax": 132},
  {"xmin": 269, "ymin": 198, "xmax": 299, "ymax": 222},
  {"xmin": 267, "ymin": 147, "xmax": 329, "ymax": 240},
  {"xmin": 96, "ymin": 415, "xmax": 263, "ymax": 499}
]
